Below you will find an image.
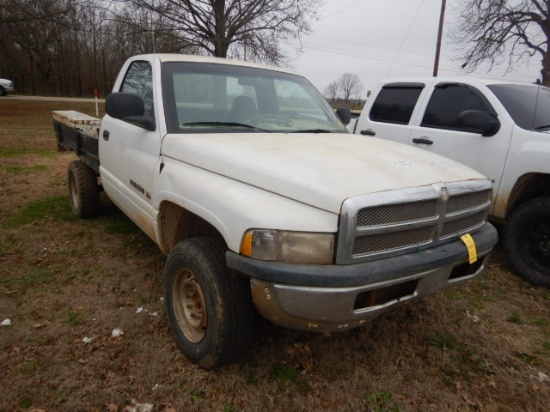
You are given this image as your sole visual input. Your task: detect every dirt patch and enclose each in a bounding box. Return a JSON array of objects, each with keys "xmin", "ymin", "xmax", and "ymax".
[{"xmin": 1, "ymin": 99, "xmax": 549, "ymax": 411}]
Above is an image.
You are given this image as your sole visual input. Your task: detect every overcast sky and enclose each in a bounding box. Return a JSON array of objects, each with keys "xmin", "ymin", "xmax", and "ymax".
[{"xmin": 286, "ymin": 0, "xmax": 542, "ymax": 97}]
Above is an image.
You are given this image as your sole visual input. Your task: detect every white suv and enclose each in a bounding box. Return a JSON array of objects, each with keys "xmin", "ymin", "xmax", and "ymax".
[{"xmin": 0, "ymin": 78, "xmax": 15, "ymax": 96}]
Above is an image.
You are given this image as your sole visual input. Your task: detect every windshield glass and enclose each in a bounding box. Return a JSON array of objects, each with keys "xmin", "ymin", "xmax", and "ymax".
[
  {"xmin": 488, "ymin": 83, "xmax": 550, "ymax": 131},
  {"xmin": 161, "ymin": 61, "xmax": 347, "ymax": 134}
]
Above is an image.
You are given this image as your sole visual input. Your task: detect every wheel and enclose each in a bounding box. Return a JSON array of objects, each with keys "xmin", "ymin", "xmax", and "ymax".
[
  {"xmin": 0, "ymin": 86, "xmax": 5, "ymax": 96},
  {"xmin": 164, "ymin": 237, "xmax": 254, "ymax": 368},
  {"xmin": 68, "ymin": 160, "xmax": 100, "ymax": 218},
  {"xmin": 504, "ymin": 197, "xmax": 550, "ymax": 287}
]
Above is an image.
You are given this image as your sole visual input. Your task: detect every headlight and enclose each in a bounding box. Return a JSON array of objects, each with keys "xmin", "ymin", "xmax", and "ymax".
[{"xmin": 240, "ymin": 229, "xmax": 334, "ymax": 264}]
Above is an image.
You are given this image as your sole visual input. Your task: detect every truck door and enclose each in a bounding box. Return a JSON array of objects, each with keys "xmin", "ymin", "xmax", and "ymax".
[
  {"xmin": 99, "ymin": 59, "xmax": 161, "ymax": 240},
  {"xmin": 408, "ymin": 82, "xmax": 512, "ymax": 194},
  {"xmin": 355, "ymin": 83, "xmax": 425, "ymax": 144}
]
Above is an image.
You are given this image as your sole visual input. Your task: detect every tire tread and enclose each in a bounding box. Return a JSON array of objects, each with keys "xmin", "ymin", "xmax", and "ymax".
[
  {"xmin": 68, "ymin": 160, "xmax": 100, "ymax": 218},
  {"xmin": 504, "ymin": 196, "xmax": 550, "ymax": 287},
  {"xmin": 164, "ymin": 237, "xmax": 254, "ymax": 368}
]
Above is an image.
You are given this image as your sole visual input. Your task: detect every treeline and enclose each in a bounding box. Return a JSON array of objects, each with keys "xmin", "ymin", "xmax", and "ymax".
[
  {"xmin": 0, "ymin": 0, "xmax": 322, "ymax": 97},
  {"xmin": 328, "ymin": 98, "xmax": 366, "ymax": 111},
  {"xmin": 0, "ymin": 0, "xmax": 194, "ymax": 97},
  {"xmin": 323, "ymin": 73, "xmax": 364, "ymax": 104}
]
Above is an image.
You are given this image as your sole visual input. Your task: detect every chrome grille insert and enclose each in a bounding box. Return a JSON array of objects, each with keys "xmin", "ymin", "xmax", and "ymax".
[{"xmin": 336, "ymin": 180, "xmax": 492, "ymax": 264}]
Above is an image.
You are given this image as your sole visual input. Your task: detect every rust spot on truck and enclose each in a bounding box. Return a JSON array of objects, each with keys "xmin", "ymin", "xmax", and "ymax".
[{"xmin": 158, "ymin": 202, "xmax": 222, "ymax": 254}]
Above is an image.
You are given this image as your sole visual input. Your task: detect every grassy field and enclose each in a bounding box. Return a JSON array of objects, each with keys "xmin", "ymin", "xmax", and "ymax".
[{"xmin": 0, "ymin": 98, "xmax": 549, "ymax": 411}]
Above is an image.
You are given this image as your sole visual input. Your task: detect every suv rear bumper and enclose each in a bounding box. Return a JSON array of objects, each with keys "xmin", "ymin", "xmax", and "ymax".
[{"xmin": 226, "ymin": 223, "xmax": 497, "ymax": 332}]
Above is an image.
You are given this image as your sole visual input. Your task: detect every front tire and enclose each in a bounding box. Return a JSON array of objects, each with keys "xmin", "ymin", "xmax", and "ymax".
[
  {"xmin": 164, "ymin": 237, "xmax": 254, "ymax": 368},
  {"xmin": 68, "ymin": 160, "xmax": 100, "ymax": 218},
  {"xmin": 504, "ymin": 197, "xmax": 550, "ymax": 287}
]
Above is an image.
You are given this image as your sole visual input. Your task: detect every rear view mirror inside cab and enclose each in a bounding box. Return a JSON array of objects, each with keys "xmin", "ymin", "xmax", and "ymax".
[{"xmin": 238, "ymin": 77, "xmax": 258, "ymax": 86}]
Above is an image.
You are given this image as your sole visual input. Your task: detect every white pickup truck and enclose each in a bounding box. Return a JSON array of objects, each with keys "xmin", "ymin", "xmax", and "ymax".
[
  {"xmin": 53, "ymin": 55, "xmax": 497, "ymax": 368},
  {"xmin": 355, "ymin": 77, "xmax": 550, "ymax": 288}
]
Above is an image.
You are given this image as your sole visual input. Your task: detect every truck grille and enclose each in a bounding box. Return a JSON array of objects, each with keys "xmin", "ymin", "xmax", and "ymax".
[
  {"xmin": 353, "ymin": 226, "xmax": 434, "ymax": 254},
  {"xmin": 356, "ymin": 199, "xmax": 438, "ymax": 226},
  {"xmin": 336, "ymin": 181, "xmax": 492, "ymax": 264}
]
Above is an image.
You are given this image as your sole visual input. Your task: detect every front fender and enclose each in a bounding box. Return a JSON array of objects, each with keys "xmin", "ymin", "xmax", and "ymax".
[{"xmin": 153, "ymin": 157, "xmax": 339, "ymax": 253}]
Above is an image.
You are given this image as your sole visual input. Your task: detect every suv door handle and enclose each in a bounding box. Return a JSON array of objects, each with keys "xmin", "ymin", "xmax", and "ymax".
[
  {"xmin": 103, "ymin": 130, "xmax": 110, "ymax": 141},
  {"xmin": 360, "ymin": 129, "xmax": 376, "ymax": 136},
  {"xmin": 412, "ymin": 137, "xmax": 433, "ymax": 145}
]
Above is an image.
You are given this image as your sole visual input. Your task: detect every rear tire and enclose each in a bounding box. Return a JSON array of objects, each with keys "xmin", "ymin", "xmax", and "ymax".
[
  {"xmin": 164, "ymin": 237, "xmax": 254, "ymax": 368},
  {"xmin": 68, "ymin": 160, "xmax": 100, "ymax": 218},
  {"xmin": 504, "ymin": 197, "xmax": 550, "ymax": 287},
  {"xmin": 0, "ymin": 86, "xmax": 6, "ymax": 96}
]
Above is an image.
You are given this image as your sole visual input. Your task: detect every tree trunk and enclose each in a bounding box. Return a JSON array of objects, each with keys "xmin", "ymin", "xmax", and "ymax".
[
  {"xmin": 29, "ymin": 53, "xmax": 36, "ymax": 95},
  {"xmin": 541, "ymin": 50, "xmax": 550, "ymax": 86},
  {"xmin": 75, "ymin": 28, "xmax": 83, "ymax": 97},
  {"xmin": 212, "ymin": 0, "xmax": 228, "ymax": 57}
]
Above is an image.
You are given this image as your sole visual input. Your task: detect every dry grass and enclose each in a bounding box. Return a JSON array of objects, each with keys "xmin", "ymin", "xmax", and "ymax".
[{"xmin": 0, "ymin": 98, "xmax": 549, "ymax": 412}]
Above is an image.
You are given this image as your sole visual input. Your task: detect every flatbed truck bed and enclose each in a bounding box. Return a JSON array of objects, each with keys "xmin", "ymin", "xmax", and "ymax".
[{"xmin": 52, "ymin": 110, "xmax": 100, "ymax": 173}]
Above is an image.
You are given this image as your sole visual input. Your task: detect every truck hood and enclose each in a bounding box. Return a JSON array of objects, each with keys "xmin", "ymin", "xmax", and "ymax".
[{"xmin": 161, "ymin": 132, "xmax": 485, "ymax": 214}]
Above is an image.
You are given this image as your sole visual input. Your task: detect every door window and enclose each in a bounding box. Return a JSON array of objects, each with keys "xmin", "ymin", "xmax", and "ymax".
[
  {"xmin": 421, "ymin": 84, "xmax": 494, "ymax": 132},
  {"xmin": 488, "ymin": 83, "xmax": 550, "ymax": 131},
  {"xmin": 369, "ymin": 84, "xmax": 424, "ymax": 125},
  {"xmin": 121, "ymin": 61, "xmax": 154, "ymax": 119}
]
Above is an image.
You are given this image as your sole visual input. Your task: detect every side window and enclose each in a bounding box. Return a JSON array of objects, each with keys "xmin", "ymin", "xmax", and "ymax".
[
  {"xmin": 369, "ymin": 85, "xmax": 424, "ymax": 125},
  {"xmin": 421, "ymin": 84, "xmax": 493, "ymax": 131},
  {"xmin": 120, "ymin": 61, "xmax": 154, "ymax": 120}
]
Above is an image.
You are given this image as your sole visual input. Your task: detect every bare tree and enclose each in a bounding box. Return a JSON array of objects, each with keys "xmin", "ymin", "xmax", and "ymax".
[
  {"xmin": 0, "ymin": 0, "xmax": 75, "ymax": 95},
  {"xmin": 0, "ymin": 0, "xmax": 71, "ymax": 24},
  {"xmin": 454, "ymin": 0, "xmax": 550, "ymax": 85},
  {"xmin": 338, "ymin": 73, "xmax": 363, "ymax": 102},
  {"xmin": 323, "ymin": 81, "xmax": 340, "ymax": 102},
  {"xmin": 122, "ymin": 0, "xmax": 324, "ymax": 64},
  {"xmin": 1, "ymin": 0, "xmax": 322, "ymax": 96},
  {"xmin": 0, "ymin": 0, "xmax": 196, "ymax": 96}
]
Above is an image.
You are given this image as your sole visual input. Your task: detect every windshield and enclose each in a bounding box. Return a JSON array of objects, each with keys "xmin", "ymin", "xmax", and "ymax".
[
  {"xmin": 488, "ymin": 83, "xmax": 550, "ymax": 131},
  {"xmin": 161, "ymin": 61, "xmax": 347, "ymax": 134}
]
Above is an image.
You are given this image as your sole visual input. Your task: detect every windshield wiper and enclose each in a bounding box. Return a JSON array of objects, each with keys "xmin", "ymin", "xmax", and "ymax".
[
  {"xmin": 291, "ymin": 129, "xmax": 334, "ymax": 133},
  {"xmin": 182, "ymin": 121, "xmax": 271, "ymax": 132},
  {"xmin": 535, "ymin": 124, "xmax": 550, "ymax": 131}
]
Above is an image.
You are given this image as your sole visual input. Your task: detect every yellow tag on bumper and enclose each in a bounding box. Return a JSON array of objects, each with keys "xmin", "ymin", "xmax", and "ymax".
[{"xmin": 460, "ymin": 234, "xmax": 477, "ymax": 264}]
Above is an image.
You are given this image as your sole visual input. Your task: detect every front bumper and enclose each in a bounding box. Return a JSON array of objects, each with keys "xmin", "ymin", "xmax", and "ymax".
[{"xmin": 226, "ymin": 223, "xmax": 498, "ymax": 332}]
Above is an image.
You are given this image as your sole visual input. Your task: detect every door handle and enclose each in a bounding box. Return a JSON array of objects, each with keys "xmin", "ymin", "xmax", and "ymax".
[
  {"xmin": 412, "ymin": 137, "xmax": 433, "ymax": 145},
  {"xmin": 360, "ymin": 129, "xmax": 376, "ymax": 136},
  {"xmin": 103, "ymin": 130, "xmax": 110, "ymax": 141}
]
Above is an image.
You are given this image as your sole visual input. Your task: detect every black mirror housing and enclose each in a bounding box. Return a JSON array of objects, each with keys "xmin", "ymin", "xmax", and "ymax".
[
  {"xmin": 106, "ymin": 92, "xmax": 144, "ymax": 118},
  {"xmin": 105, "ymin": 92, "xmax": 155, "ymax": 131},
  {"xmin": 335, "ymin": 107, "xmax": 351, "ymax": 126},
  {"xmin": 457, "ymin": 110, "xmax": 500, "ymax": 137}
]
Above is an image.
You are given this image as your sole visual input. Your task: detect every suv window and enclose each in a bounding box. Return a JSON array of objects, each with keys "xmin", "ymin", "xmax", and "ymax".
[
  {"xmin": 369, "ymin": 84, "xmax": 424, "ymax": 125},
  {"xmin": 488, "ymin": 83, "xmax": 550, "ymax": 131},
  {"xmin": 121, "ymin": 61, "xmax": 154, "ymax": 120},
  {"xmin": 421, "ymin": 83, "xmax": 494, "ymax": 131}
]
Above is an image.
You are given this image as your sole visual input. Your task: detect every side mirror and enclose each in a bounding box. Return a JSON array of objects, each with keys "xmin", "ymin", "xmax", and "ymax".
[
  {"xmin": 335, "ymin": 107, "xmax": 351, "ymax": 126},
  {"xmin": 105, "ymin": 92, "xmax": 155, "ymax": 131},
  {"xmin": 457, "ymin": 110, "xmax": 500, "ymax": 137}
]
